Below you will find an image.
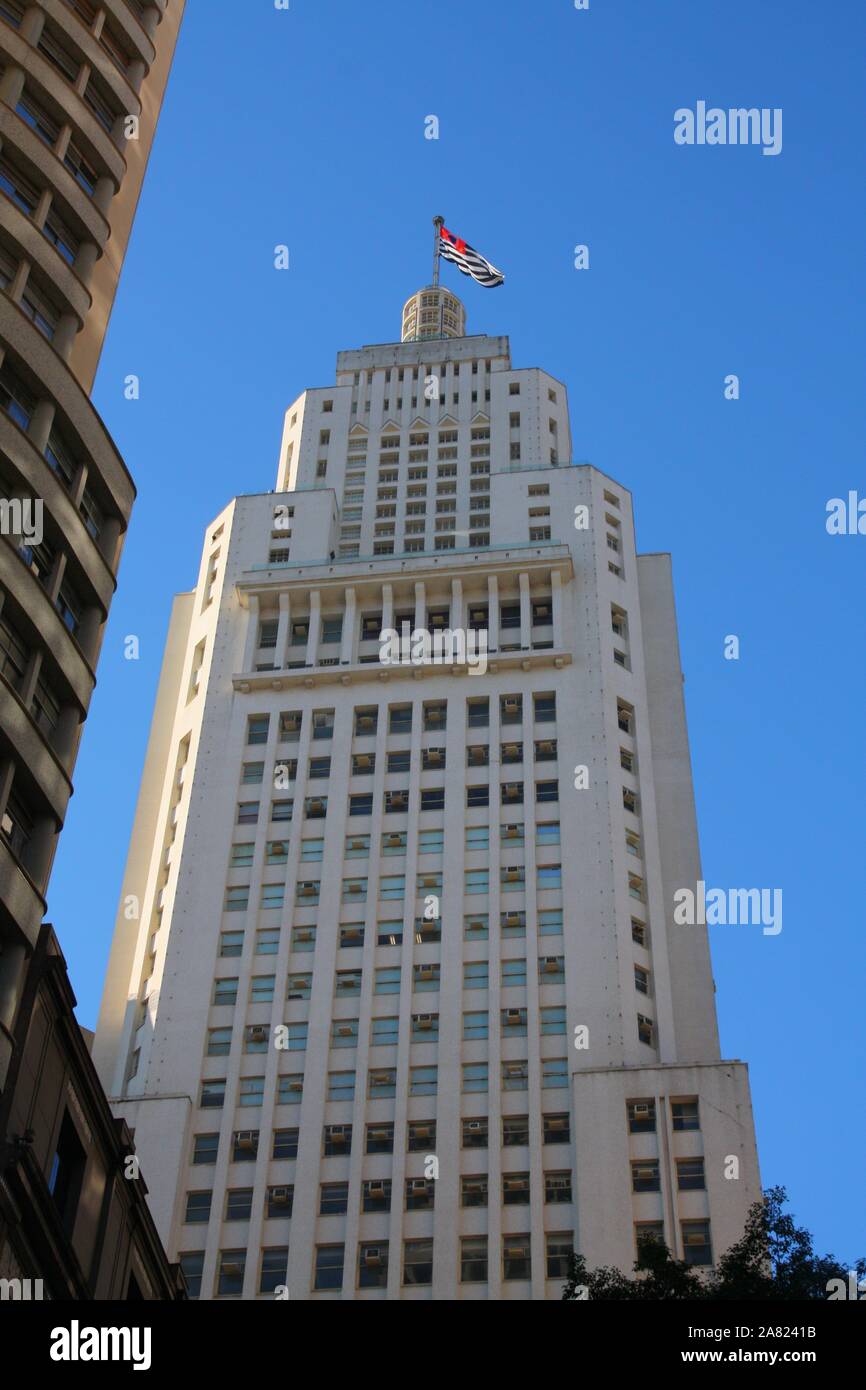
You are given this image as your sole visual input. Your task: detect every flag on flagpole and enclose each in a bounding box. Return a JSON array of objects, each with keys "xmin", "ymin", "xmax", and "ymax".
[{"xmin": 438, "ymin": 225, "xmax": 505, "ymax": 287}]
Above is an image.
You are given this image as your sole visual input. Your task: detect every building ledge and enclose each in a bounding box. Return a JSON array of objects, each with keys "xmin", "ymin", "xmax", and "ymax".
[{"xmin": 233, "ymin": 647, "xmax": 573, "ymax": 692}]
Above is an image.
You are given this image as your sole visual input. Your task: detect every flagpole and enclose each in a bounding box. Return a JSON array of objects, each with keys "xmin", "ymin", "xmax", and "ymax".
[{"xmin": 432, "ymin": 215, "xmax": 444, "ymax": 286}]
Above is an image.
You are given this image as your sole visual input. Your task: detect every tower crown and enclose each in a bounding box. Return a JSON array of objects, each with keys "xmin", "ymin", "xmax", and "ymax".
[{"xmin": 401, "ymin": 286, "xmax": 466, "ymax": 341}]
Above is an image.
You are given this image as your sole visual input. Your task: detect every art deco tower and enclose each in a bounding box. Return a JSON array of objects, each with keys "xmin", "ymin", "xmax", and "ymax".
[
  {"xmin": 94, "ymin": 287, "xmax": 761, "ymax": 1300},
  {"xmin": 0, "ymin": 0, "xmax": 185, "ymax": 1092}
]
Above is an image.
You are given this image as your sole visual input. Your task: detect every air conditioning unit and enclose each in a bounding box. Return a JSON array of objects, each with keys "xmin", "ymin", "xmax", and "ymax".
[
  {"xmin": 295, "ymin": 928, "xmax": 314, "ymax": 942},
  {"xmin": 633, "ymin": 1103, "xmax": 651, "ymax": 1118},
  {"xmin": 386, "ymin": 833, "xmax": 403, "ymax": 847},
  {"xmin": 502, "ymin": 825, "xmax": 520, "ymax": 839},
  {"xmin": 470, "ymin": 610, "xmax": 486, "ymax": 623},
  {"xmin": 329, "ymin": 1126, "xmax": 349, "ymax": 1143},
  {"xmin": 235, "ymin": 1131, "xmax": 257, "ymax": 1151},
  {"xmin": 342, "ymin": 926, "xmax": 363, "ymax": 940},
  {"xmin": 298, "ymin": 884, "xmax": 316, "ymax": 897},
  {"xmin": 269, "ymin": 842, "xmax": 288, "ymax": 858},
  {"xmin": 431, "ymin": 614, "xmax": 446, "ymax": 628},
  {"xmin": 409, "ymin": 1179, "xmax": 429, "ymax": 1193},
  {"xmin": 467, "ymin": 919, "xmax": 486, "ymax": 932},
  {"xmin": 368, "ymin": 1129, "xmax": 390, "ymax": 1143},
  {"xmin": 503, "ymin": 699, "xmax": 520, "ymax": 714},
  {"xmin": 270, "ymin": 1186, "xmax": 290, "ymax": 1204},
  {"xmin": 367, "ymin": 1181, "xmax": 387, "ymax": 1198},
  {"xmin": 337, "ymin": 1024, "xmax": 355, "ymax": 1037},
  {"xmin": 542, "ymin": 956, "xmax": 560, "ymax": 972},
  {"xmin": 470, "ymin": 746, "xmax": 487, "ymax": 763},
  {"xmin": 503, "ymin": 743, "xmax": 520, "ymax": 759},
  {"xmin": 537, "ymin": 740, "xmax": 554, "ymax": 755},
  {"xmin": 504, "ymin": 868, "xmax": 521, "ymax": 882},
  {"xmin": 221, "ymin": 1261, "xmax": 243, "ymax": 1277},
  {"xmin": 504, "ymin": 1246, "xmax": 526, "ymax": 1261},
  {"xmin": 504, "ymin": 1177, "xmax": 528, "ymax": 1192},
  {"xmin": 505, "ymin": 1009, "xmax": 523, "ymax": 1025},
  {"xmin": 349, "ymin": 837, "xmax": 367, "ymax": 851},
  {"xmin": 417, "ymin": 966, "xmax": 436, "ymax": 980},
  {"xmin": 313, "ymin": 714, "xmax": 328, "ymax": 729},
  {"xmin": 358, "ymin": 714, "xmax": 375, "ymax": 729},
  {"xmin": 246, "ymin": 1025, "xmax": 268, "ymax": 1043},
  {"xmin": 287, "ymin": 1079, "xmax": 302, "ymax": 1091},
  {"xmin": 506, "ymin": 1064, "xmax": 526, "ymax": 1079},
  {"xmin": 371, "ymin": 1072, "xmax": 392, "ymax": 1086},
  {"xmin": 535, "ymin": 605, "xmax": 551, "ymax": 620},
  {"xmin": 294, "ymin": 624, "xmax": 308, "ymax": 639},
  {"xmin": 548, "ymin": 1117, "xmax": 567, "ymax": 1131},
  {"xmin": 413, "ymin": 1124, "xmax": 433, "ymax": 1140},
  {"xmin": 466, "ymin": 1121, "xmax": 484, "ymax": 1133},
  {"xmin": 308, "ymin": 799, "xmax": 325, "ymax": 815},
  {"xmin": 289, "ymin": 976, "xmax": 309, "ymax": 991},
  {"xmin": 421, "ymin": 874, "xmax": 438, "ymax": 888},
  {"xmin": 347, "ymin": 882, "xmax": 362, "ymax": 894},
  {"xmin": 684, "ymin": 1231, "xmax": 706, "ymax": 1247},
  {"xmin": 505, "ymin": 912, "xmax": 522, "ymax": 928},
  {"xmin": 389, "ymin": 794, "xmax": 407, "ymax": 810},
  {"xmin": 364, "ymin": 1247, "xmax": 383, "ymax": 1267},
  {"xmin": 426, "ymin": 749, "xmax": 443, "ymax": 765},
  {"xmin": 426, "ymin": 709, "xmax": 443, "ymax": 724},
  {"xmin": 355, "ymin": 755, "xmax": 373, "ymax": 771},
  {"xmin": 413, "ymin": 1014, "xmax": 434, "ymax": 1030},
  {"xmin": 503, "ymin": 784, "xmax": 520, "ymax": 799}
]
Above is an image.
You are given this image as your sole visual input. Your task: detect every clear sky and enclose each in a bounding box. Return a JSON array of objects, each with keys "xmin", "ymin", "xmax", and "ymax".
[{"xmin": 49, "ymin": 0, "xmax": 865, "ymax": 1261}]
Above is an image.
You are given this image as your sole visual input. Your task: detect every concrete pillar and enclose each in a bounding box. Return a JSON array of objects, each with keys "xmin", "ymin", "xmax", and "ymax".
[
  {"xmin": 341, "ymin": 586, "xmax": 356, "ymax": 664},
  {"xmin": 519, "ymin": 572, "xmax": 531, "ymax": 650}
]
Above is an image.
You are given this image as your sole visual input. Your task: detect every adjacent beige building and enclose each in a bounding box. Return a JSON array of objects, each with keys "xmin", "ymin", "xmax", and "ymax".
[
  {"xmin": 94, "ymin": 289, "xmax": 761, "ymax": 1299},
  {"xmin": 0, "ymin": 0, "xmax": 185, "ymax": 1092}
]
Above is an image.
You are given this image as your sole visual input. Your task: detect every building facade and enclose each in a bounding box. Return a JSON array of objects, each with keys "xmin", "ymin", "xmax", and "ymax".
[
  {"xmin": 0, "ymin": 0, "xmax": 186, "ymax": 1299},
  {"xmin": 94, "ymin": 289, "xmax": 761, "ymax": 1300},
  {"xmin": 0, "ymin": 0, "xmax": 185, "ymax": 1093}
]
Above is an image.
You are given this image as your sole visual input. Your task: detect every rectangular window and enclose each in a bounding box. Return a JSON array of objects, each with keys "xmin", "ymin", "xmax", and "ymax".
[
  {"xmin": 273, "ymin": 1128, "xmax": 299, "ymax": 1159},
  {"xmin": 403, "ymin": 1239, "xmax": 433, "ymax": 1287},
  {"xmin": 314, "ymin": 1245, "xmax": 345, "ymax": 1291},
  {"xmin": 192, "ymin": 1134, "xmax": 219, "ymax": 1166}
]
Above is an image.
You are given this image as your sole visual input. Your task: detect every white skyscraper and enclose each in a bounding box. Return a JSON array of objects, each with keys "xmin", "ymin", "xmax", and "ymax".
[{"xmin": 94, "ymin": 286, "xmax": 761, "ymax": 1300}]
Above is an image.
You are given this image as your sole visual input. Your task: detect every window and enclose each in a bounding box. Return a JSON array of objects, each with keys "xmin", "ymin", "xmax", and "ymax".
[
  {"xmin": 368, "ymin": 1067, "xmax": 396, "ymax": 1098},
  {"xmin": 467, "ymin": 785, "xmax": 489, "ymax": 808},
  {"xmin": 178, "ymin": 1252, "xmax": 204, "ymax": 1299},
  {"xmin": 502, "ymin": 959, "xmax": 527, "ymax": 989},
  {"xmin": 546, "ymin": 1234, "xmax": 573, "ymax": 1280},
  {"xmin": 192, "ymin": 1134, "xmax": 219, "ymax": 1166},
  {"xmin": 545, "ymin": 1171, "xmax": 573, "ymax": 1204},
  {"xmin": 637, "ymin": 1013, "xmax": 655, "ymax": 1047},
  {"xmin": 217, "ymin": 1250, "xmax": 245, "ymax": 1297},
  {"xmin": 250, "ymin": 975, "xmax": 275, "ymax": 1004},
  {"xmin": 213, "ymin": 978, "xmax": 238, "ymax": 1006},
  {"xmin": 323, "ymin": 1124, "xmax": 352, "ymax": 1156},
  {"xmin": 463, "ymin": 1010, "xmax": 488, "ymax": 1041},
  {"xmin": 259, "ymin": 1247, "xmax": 288, "ymax": 1294},
  {"xmin": 542, "ymin": 1058, "xmax": 568, "ymax": 1089},
  {"xmin": 631, "ymin": 1161, "xmax": 661, "ymax": 1193},
  {"xmin": 503, "ymin": 1238, "xmax": 531, "ymax": 1281},
  {"xmin": 320, "ymin": 1182, "xmax": 349, "ymax": 1215},
  {"xmin": 463, "ymin": 961, "xmax": 488, "ymax": 991},
  {"xmin": 184, "ymin": 1191, "xmax": 212, "ymax": 1224},
  {"xmin": 200, "ymin": 1080, "xmax": 226, "ymax": 1110},
  {"xmin": 681, "ymin": 1221, "xmax": 713, "ymax": 1266},
  {"xmin": 406, "ymin": 1178, "xmax": 435, "ymax": 1212},
  {"xmin": 225, "ymin": 1188, "xmax": 253, "ymax": 1221},
  {"xmin": 465, "ymin": 868, "xmax": 489, "ymax": 896},
  {"xmin": 503, "ymin": 1115, "xmax": 529, "ymax": 1147},
  {"xmin": 365, "ymin": 1124, "xmax": 394, "ymax": 1156},
  {"xmin": 462, "ymin": 1117, "xmax": 488, "ymax": 1149},
  {"xmin": 277, "ymin": 1075, "xmax": 303, "ymax": 1104},
  {"xmin": 375, "ymin": 967, "xmax": 401, "ymax": 995},
  {"xmin": 239, "ymin": 1077, "xmax": 265, "ymax": 1107},
  {"xmin": 543, "ymin": 1113, "xmax": 570, "ymax": 1144},
  {"xmin": 232, "ymin": 1130, "xmax": 259, "ymax": 1162},
  {"xmin": 462, "ymin": 1061, "xmax": 488, "ymax": 1094},
  {"xmin": 403, "ymin": 1239, "xmax": 433, "ymax": 1287},
  {"xmin": 248, "ymin": 715, "xmax": 269, "ymax": 745},
  {"xmin": 349, "ymin": 793, "xmax": 373, "ymax": 816},
  {"xmin": 677, "ymin": 1159, "xmax": 706, "ymax": 1191},
  {"xmin": 358, "ymin": 1242, "xmax": 388, "ymax": 1289},
  {"xmin": 314, "ymin": 1245, "xmax": 344, "ymax": 1291},
  {"xmin": 410, "ymin": 1064, "xmax": 437, "ymax": 1096},
  {"xmin": 461, "ymin": 1237, "xmax": 487, "ymax": 1283},
  {"xmin": 461, "ymin": 1176, "xmax": 488, "ymax": 1209},
  {"xmin": 672, "ymin": 1099, "xmax": 700, "ymax": 1131},
  {"xmin": 503, "ymin": 1172, "xmax": 530, "ymax": 1205},
  {"xmin": 273, "ymin": 1128, "xmax": 299, "ymax": 1159},
  {"xmin": 207, "ymin": 1027, "xmax": 232, "ymax": 1057},
  {"xmin": 420, "ymin": 787, "xmax": 444, "ymax": 811}
]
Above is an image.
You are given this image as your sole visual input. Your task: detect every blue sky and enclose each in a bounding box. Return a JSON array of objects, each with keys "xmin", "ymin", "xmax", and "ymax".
[{"xmin": 49, "ymin": 0, "xmax": 864, "ymax": 1260}]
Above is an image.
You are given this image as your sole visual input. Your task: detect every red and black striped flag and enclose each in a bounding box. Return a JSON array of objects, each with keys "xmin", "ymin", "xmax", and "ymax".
[{"xmin": 439, "ymin": 225, "xmax": 505, "ymax": 287}]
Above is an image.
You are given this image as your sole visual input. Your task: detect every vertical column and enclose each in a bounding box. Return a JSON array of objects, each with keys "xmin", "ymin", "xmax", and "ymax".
[
  {"xmin": 551, "ymin": 570, "xmax": 563, "ymax": 650},
  {"xmin": 241, "ymin": 595, "xmax": 260, "ymax": 672},
  {"xmin": 305, "ymin": 590, "xmax": 321, "ymax": 667},
  {"xmin": 275, "ymin": 591, "xmax": 291, "ymax": 669},
  {"xmin": 519, "ymin": 572, "xmax": 531, "ymax": 650},
  {"xmin": 487, "ymin": 574, "xmax": 500, "ymax": 653},
  {"xmin": 450, "ymin": 576, "xmax": 464, "ymax": 635},
  {"xmin": 341, "ymin": 586, "xmax": 356, "ymax": 665},
  {"xmin": 381, "ymin": 583, "xmax": 394, "ymax": 635},
  {"xmin": 413, "ymin": 581, "xmax": 426, "ymax": 636}
]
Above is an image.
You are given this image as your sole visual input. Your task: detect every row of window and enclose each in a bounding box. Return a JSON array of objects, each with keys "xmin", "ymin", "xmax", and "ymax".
[
  {"xmin": 237, "ymin": 781, "xmax": 561, "ymax": 826},
  {"xmin": 192, "ymin": 1112, "xmax": 572, "ymax": 1166},
  {"xmin": 230, "ymin": 821, "xmax": 561, "ymax": 861},
  {"xmin": 199, "ymin": 1060, "xmax": 573, "ymax": 1109},
  {"xmin": 218, "ymin": 908, "xmax": 566, "ymax": 959},
  {"xmin": 180, "ymin": 1231, "xmax": 577, "ymax": 1297},
  {"xmin": 248, "ymin": 696, "xmax": 555, "ymax": 742},
  {"xmin": 224, "ymin": 865, "xmax": 564, "ymax": 913}
]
